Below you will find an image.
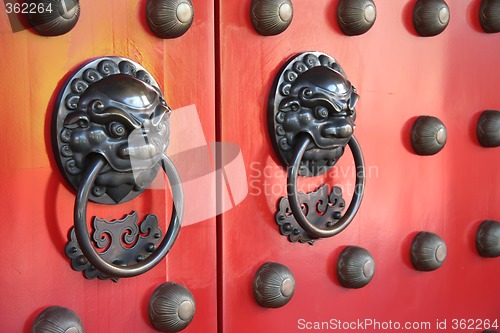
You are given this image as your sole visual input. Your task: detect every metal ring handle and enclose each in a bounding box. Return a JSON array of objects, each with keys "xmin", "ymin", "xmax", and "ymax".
[
  {"xmin": 287, "ymin": 135, "xmax": 365, "ymax": 239},
  {"xmin": 74, "ymin": 154, "xmax": 183, "ymax": 278}
]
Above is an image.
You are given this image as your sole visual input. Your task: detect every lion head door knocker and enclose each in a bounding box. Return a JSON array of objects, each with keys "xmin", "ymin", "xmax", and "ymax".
[
  {"xmin": 269, "ymin": 52, "xmax": 365, "ymax": 244},
  {"xmin": 53, "ymin": 57, "xmax": 183, "ymax": 280}
]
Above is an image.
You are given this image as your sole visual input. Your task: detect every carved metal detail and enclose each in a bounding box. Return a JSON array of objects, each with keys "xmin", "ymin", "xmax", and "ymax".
[
  {"xmin": 268, "ymin": 51, "xmax": 359, "ymax": 176},
  {"xmin": 480, "ymin": 0, "xmax": 500, "ymax": 33},
  {"xmin": 411, "ymin": 116, "xmax": 447, "ymax": 155},
  {"xmin": 413, "ymin": 0, "xmax": 450, "ymax": 37},
  {"xmin": 337, "ymin": 246, "xmax": 375, "ymax": 288},
  {"xmin": 254, "ymin": 262, "xmax": 295, "ymax": 308},
  {"xmin": 477, "ymin": 110, "xmax": 500, "ymax": 148},
  {"xmin": 53, "ymin": 57, "xmax": 167, "ymax": 205},
  {"xmin": 337, "ymin": 0, "xmax": 377, "ymax": 36},
  {"xmin": 411, "ymin": 232, "xmax": 447, "ymax": 271},
  {"xmin": 65, "ymin": 212, "xmax": 162, "ymax": 281},
  {"xmin": 276, "ymin": 184, "xmax": 345, "ymax": 244},
  {"xmin": 149, "ymin": 282, "xmax": 196, "ymax": 332},
  {"xmin": 251, "ymin": 0, "xmax": 293, "ymax": 36},
  {"xmin": 32, "ymin": 306, "xmax": 83, "ymax": 333},
  {"xmin": 269, "ymin": 52, "xmax": 365, "ymax": 241},
  {"xmin": 27, "ymin": 0, "xmax": 80, "ymax": 36},
  {"xmin": 476, "ymin": 220, "xmax": 500, "ymax": 258},
  {"xmin": 147, "ymin": 0, "xmax": 194, "ymax": 39},
  {"xmin": 53, "ymin": 57, "xmax": 184, "ymax": 279}
]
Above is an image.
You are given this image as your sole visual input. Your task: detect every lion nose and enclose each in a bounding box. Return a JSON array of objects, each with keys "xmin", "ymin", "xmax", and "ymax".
[
  {"xmin": 118, "ymin": 143, "xmax": 159, "ymax": 160},
  {"xmin": 322, "ymin": 123, "xmax": 353, "ymax": 138}
]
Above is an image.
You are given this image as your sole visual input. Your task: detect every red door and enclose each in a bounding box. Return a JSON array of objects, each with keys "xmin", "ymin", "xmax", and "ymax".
[
  {"xmin": 218, "ymin": 0, "xmax": 500, "ymax": 332},
  {"xmin": 1, "ymin": 0, "xmax": 500, "ymax": 332},
  {"xmin": 0, "ymin": 0, "xmax": 217, "ymax": 332}
]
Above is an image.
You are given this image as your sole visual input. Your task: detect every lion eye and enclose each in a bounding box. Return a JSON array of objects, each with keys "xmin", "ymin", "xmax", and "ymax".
[
  {"xmin": 108, "ymin": 122, "xmax": 127, "ymax": 138},
  {"xmin": 315, "ymin": 106, "xmax": 329, "ymax": 119}
]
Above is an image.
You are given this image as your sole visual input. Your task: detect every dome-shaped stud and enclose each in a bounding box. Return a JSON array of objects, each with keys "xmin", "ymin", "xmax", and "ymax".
[
  {"xmin": 146, "ymin": 0, "xmax": 194, "ymax": 39},
  {"xmin": 477, "ymin": 110, "xmax": 500, "ymax": 148},
  {"xmin": 480, "ymin": 0, "xmax": 500, "ymax": 33},
  {"xmin": 31, "ymin": 306, "xmax": 83, "ymax": 333},
  {"xmin": 413, "ymin": 0, "xmax": 450, "ymax": 37},
  {"xmin": 411, "ymin": 232, "xmax": 447, "ymax": 271},
  {"xmin": 251, "ymin": 0, "xmax": 293, "ymax": 36},
  {"xmin": 27, "ymin": 0, "xmax": 80, "ymax": 36},
  {"xmin": 337, "ymin": 246, "xmax": 376, "ymax": 288},
  {"xmin": 411, "ymin": 116, "xmax": 447, "ymax": 155},
  {"xmin": 253, "ymin": 262, "xmax": 295, "ymax": 308},
  {"xmin": 476, "ymin": 220, "xmax": 500, "ymax": 258},
  {"xmin": 149, "ymin": 282, "xmax": 196, "ymax": 333},
  {"xmin": 337, "ymin": 0, "xmax": 377, "ymax": 36}
]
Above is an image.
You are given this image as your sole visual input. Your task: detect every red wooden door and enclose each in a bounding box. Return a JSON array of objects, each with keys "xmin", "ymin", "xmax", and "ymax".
[
  {"xmin": 0, "ymin": 0, "xmax": 217, "ymax": 332},
  {"xmin": 1, "ymin": 1, "xmax": 500, "ymax": 332},
  {"xmin": 218, "ymin": 1, "xmax": 500, "ymax": 332}
]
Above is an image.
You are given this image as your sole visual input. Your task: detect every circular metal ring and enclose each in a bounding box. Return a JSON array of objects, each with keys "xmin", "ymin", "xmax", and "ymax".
[
  {"xmin": 287, "ymin": 135, "xmax": 365, "ymax": 239},
  {"xmin": 74, "ymin": 154, "xmax": 183, "ymax": 278}
]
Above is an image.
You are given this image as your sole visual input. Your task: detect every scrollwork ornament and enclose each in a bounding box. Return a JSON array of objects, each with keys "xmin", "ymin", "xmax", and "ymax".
[
  {"xmin": 98, "ymin": 60, "xmax": 120, "ymax": 77},
  {"xmin": 275, "ymin": 184, "xmax": 345, "ymax": 244},
  {"xmin": 65, "ymin": 212, "xmax": 163, "ymax": 281}
]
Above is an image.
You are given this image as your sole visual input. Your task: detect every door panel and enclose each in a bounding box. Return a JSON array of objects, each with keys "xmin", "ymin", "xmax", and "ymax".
[
  {"xmin": 0, "ymin": 0, "xmax": 216, "ymax": 332},
  {"xmin": 218, "ymin": 1, "xmax": 500, "ymax": 332}
]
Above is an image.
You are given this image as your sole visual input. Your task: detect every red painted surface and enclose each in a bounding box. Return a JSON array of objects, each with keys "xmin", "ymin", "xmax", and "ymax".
[
  {"xmin": 0, "ymin": 0, "xmax": 216, "ymax": 332},
  {"xmin": 0, "ymin": 0, "xmax": 499, "ymax": 332},
  {"xmin": 218, "ymin": 0, "xmax": 499, "ymax": 332}
]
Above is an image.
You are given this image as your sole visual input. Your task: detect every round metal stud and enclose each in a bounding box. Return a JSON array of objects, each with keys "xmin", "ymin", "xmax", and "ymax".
[
  {"xmin": 411, "ymin": 232, "xmax": 447, "ymax": 271},
  {"xmin": 146, "ymin": 0, "xmax": 194, "ymax": 39},
  {"xmin": 477, "ymin": 110, "xmax": 500, "ymax": 148},
  {"xmin": 413, "ymin": 0, "xmax": 450, "ymax": 37},
  {"xmin": 149, "ymin": 282, "xmax": 196, "ymax": 333},
  {"xmin": 411, "ymin": 116, "xmax": 447, "ymax": 155},
  {"xmin": 253, "ymin": 262, "xmax": 295, "ymax": 308},
  {"xmin": 251, "ymin": 0, "xmax": 294, "ymax": 36},
  {"xmin": 32, "ymin": 306, "xmax": 83, "ymax": 333},
  {"xmin": 27, "ymin": 0, "xmax": 80, "ymax": 36},
  {"xmin": 480, "ymin": 0, "xmax": 500, "ymax": 33},
  {"xmin": 337, "ymin": 246, "xmax": 375, "ymax": 288},
  {"xmin": 476, "ymin": 220, "xmax": 500, "ymax": 258},
  {"xmin": 337, "ymin": 0, "xmax": 377, "ymax": 36}
]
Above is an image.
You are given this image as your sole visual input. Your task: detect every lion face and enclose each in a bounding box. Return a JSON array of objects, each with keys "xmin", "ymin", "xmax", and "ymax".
[
  {"xmin": 62, "ymin": 74, "xmax": 170, "ymax": 200},
  {"xmin": 278, "ymin": 66, "xmax": 358, "ymax": 163}
]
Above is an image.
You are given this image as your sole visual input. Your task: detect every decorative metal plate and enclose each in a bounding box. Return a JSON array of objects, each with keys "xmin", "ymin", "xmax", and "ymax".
[
  {"xmin": 65, "ymin": 211, "xmax": 162, "ymax": 281},
  {"xmin": 32, "ymin": 306, "xmax": 83, "ymax": 333},
  {"xmin": 253, "ymin": 262, "xmax": 295, "ymax": 308},
  {"xmin": 268, "ymin": 51, "xmax": 355, "ymax": 176},
  {"xmin": 146, "ymin": 0, "xmax": 195, "ymax": 39},
  {"xmin": 149, "ymin": 282, "xmax": 196, "ymax": 332},
  {"xmin": 28, "ymin": 0, "xmax": 80, "ymax": 37},
  {"xmin": 51, "ymin": 57, "xmax": 163, "ymax": 204},
  {"xmin": 275, "ymin": 184, "xmax": 345, "ymax": 244}
]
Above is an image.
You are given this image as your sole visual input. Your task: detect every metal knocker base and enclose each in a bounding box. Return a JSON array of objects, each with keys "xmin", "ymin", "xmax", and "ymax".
[
  {"xmin": 52, "ymin": 56, "xmax": 184, "ymax": 280},
  {"xmin": 269, "ymin": 52, "xmax": 366, "ymax": 243},
  {"xmin": 275, "ymin": 135, "xmax": 365, "ymax": 243},
  {"xmin": 67, "ymin": 154, "xmax": 183, "ymax": 280}
]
